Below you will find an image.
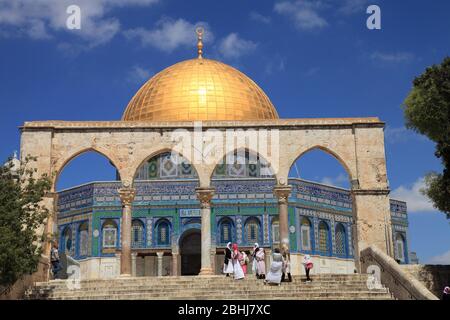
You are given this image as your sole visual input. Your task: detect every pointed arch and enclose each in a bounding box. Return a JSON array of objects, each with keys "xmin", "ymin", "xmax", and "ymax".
[
  {"xmin": 210, "ymin": 148, "xmax": 277, "ymax": 181},
  {"xmin": 288, "ymin": 145, "xmax": 355, "ymax": 184},
  {"xmin": 154, "ymin": 218, "xmax": 172, "ymax": 247},
  {"xmin": 217, "ymin": 217, "xmax": 235, "ymax": 245},
  {"xmin": 132, "ymin": 148, "xmax": 200, "ymax": 185},
  {"xmin": 335, "ymin": 223, "xmax": 348, "ymax": 258}
]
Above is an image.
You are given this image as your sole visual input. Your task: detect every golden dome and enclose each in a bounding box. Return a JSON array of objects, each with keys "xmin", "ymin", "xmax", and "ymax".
[{"xmin": 122, "ymin": 58, "xmax": 279, "ymax": 121}]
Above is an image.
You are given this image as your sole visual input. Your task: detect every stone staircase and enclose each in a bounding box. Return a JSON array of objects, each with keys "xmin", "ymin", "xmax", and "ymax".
[{"xmin": 25, "ymin": 274, "xmax": 394, "ymax": 300}]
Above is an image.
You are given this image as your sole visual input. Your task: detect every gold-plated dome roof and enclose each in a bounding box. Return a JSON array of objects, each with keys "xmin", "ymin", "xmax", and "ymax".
[{"xmin": 122, "ymin": 58, "xmax": 279, "ymax": 121}]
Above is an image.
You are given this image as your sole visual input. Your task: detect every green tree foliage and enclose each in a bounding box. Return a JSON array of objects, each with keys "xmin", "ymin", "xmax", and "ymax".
[
  {"xmin": 0, "ymin": 155, "xmax": 51, "ymax": 287},
  {"xmin": 403, "ymin": 57, "xmax": 450, "ymax": 218}
]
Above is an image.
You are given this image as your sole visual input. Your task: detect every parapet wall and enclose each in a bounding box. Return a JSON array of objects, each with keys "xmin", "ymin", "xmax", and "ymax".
[
  {"xmin": 360, "ymin": 246, "xmax": 438, "ymax": 300},
  {"xmin": 401, "ymin": 264, "xmax": 450, "ymax": 299}
]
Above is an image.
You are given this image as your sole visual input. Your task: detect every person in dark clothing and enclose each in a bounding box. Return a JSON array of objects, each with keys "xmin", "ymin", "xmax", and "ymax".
[
  {"xmin": 443, "ymin": 286, "xmax": 450, "ymax": 301},
  {"xmin": 223, "ymin": 242, "xmax": 233, "ymax": 276},
  {"xmin": 50, "ymin": 242, "xmax": 61, "ymax": 279}
]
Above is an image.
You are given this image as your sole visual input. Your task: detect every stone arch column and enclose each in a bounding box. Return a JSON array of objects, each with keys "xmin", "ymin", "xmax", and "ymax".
[
  {"xmin": 20, "ymin": 129, "xmax": 54, "ymax": 277},
  {"xmin": 273, "ymin": 185, "xmax": 292, "ymax": 253},
  {"xmin": 351, "ymin": 125, "xmax": 394, "ymax": 271},
  {"xmin": 195, "ymin": 187, "xmax": 215, "ymax": 275},
  {"xmin": 118, "ymin": 186, "xmax": 136, "ymax": 276}
]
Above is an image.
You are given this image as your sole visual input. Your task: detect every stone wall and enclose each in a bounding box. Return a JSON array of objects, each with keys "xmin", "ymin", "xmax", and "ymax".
[
  {"xmin": 401, "ymin": 264, "xmax": 450, "ymax": 299},
  {"xmin": 0, "ymin": 257, "xmax": 49, "ymax": 300}
]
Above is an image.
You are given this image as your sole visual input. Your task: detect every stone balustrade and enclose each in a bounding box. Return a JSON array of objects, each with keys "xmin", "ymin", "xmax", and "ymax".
[{"xmin": 360, "ymin": 245, "xmax": 438, "ymax": 300}]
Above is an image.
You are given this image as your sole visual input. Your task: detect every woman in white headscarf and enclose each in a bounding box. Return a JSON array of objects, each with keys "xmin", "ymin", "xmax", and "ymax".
[
  {"xmin": 223, "ymin": 242, "xmax": 234, "ymax": 276},
  {"xmin": 252, "ymin": 243, "xmax": 266, "ymax": 279},
  {"xmin": 281, "ymin": 244, "xmax": 292, "ymax": 282},
  {"xmin": 264, "ymin": 248, "xmax": 283, "ymax": 285}
]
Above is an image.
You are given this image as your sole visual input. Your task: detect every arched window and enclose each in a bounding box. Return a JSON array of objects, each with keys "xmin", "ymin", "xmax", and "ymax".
[
  {"xmin": 300, "ymin": 217, "xmax": 312, "ymax": 251},
  {"xmin": 156, "ymin": 220, "xmax": 170, "ymax": 246},
  {"xmin": 102, "ymin": 219, "xmax": 118, "ymax": 248},
  {"xmin": 271, "ymin": 219, "xmax": 280, "ymax": 244},
  {"xmin": 132, "ymin": 219, "xmax": 145, "ymax": 248},
  {"xmin": 219, "ymin": 219, "xmax": 233, "ymax": 244},
  {"xmin": 318, "ymin": 221, "xmax": 330, "ymax": 255},
  {"xmin": 62, "ymin": 226, "xmax": 73, "ymax": 255},
  {"xmin": 245, "ymin": 218, "xmax": 260, "ymax": 244},
  {"xmin": 78, "ymin": 222, "xmax": 89, "ymax": 257},
  {"xmin": 335, "ymin": 223, "xmax": 347, "ymax": 257},
  {"xmin": 395, "ymin": 233, "xmax": 406, "ymax": 263}
]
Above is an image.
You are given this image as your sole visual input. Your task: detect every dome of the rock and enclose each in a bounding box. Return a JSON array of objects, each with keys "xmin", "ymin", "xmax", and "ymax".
[{"xmin": 122, "ymin": 58, "xmax": 279, "ymax": 121}]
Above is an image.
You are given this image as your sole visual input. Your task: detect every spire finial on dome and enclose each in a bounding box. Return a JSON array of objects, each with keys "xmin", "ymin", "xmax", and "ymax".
[{"xmin": 196, "ymin": 27, "xmax": 204, "ymax": 59}]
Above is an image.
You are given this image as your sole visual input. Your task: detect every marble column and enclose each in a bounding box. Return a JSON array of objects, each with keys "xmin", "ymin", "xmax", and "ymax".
[
  {"xmin": 156, "ymin": 251, "xmax": 164, "ymax": 277},
  {"xmin": 196, "ymin": 187, "xmax": 215, "ymax": 276},
  {"xmin": 118, "ymin": 187, "xmax": 136, "ymax": 277},
  {"xmin": 131, "ymin": 252, "xmax": 137, "ymax": 277},
  {"xmin": 273, "ymin": 185, "xmax": 292, "ymax": 253}
]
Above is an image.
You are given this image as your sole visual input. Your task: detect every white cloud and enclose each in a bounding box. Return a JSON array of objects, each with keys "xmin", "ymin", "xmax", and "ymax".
[
  {"xmin": 264, "ymin": 56, "xmax": 286, "ymax": 75},
  {"xmin": 124, "ymin": 18, "xmax": 213, "ymax": 53},
  {"xmin": 0, "ymin": 0, "xmax": 159, "ymax": 47},
  {"xmin": 338, "ymin": 0, "xmax": 370, "ymax": 15},
  {"xmin": 370, "ymin": 51, "xmax": 415, "ymax": 63},
  {"xmin": 127, "ymin": 65, "xmax": 153, "ymax": 84},
  {"xmin": 218, "ymin": 33, "xmax": 257, "ymax": 60},
  {"xmin": 250, "ymin": 11, "xmax": 271, "ymax": 24},
  {"xmin": 391, "ymin": 177, "xmax": 436, "ymax": 213},
  {"xmin": 384, "ymin": 126, "xmax": 428, "ymax": 144},
  {"xmin": 320, "ymin": 173, "xmax": 349, "ymax": 188},
  {"xmin": 304, "ymin": 66, "xmax": 320, "ymax": 77},
  {"xmin": 427, "ymin": 250, "xmax": 450, "ymax": 265},
  {"xmin": 274, "ymin": 1, "xmax": 328, "ymax": 31},
  {"xmin": 273, "ymin": 1, "xmax": 377, "ymax": 31}
]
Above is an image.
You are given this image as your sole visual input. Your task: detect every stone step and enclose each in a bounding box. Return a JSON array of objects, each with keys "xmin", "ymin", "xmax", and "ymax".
[
  {"xmin": 36, "ymin": 284, "xmax": 377, "ymax": 294},
  {"xmin": 26, "ymin": 274, "xmax": 393, "ymax": 300},
  {"xmin": 36, "ymin": 280, "xmax": 372, "ymax": 290},
  {"xmin": 42, "ymin": 292, "xmax": 391, "ymax": 300},
  {"xmin": 41, "ymin": 291, "xmax": 393, "ymax": 300},
  {"xmin": 35, "ymin": 278, "xmax": 371, "ymax": 288},
  {"xmin": 34, "ymin": 285, "xmax": 374, "ymax": 295},
  {"xmin": 36, "ymin": 274, "xmax": 369, "ymax": 286}
]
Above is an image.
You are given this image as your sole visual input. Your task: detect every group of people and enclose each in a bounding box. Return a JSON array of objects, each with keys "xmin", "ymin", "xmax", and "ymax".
[{"xmin": 223, "ymin": 243, "xmax": 314, "ymax": 285}]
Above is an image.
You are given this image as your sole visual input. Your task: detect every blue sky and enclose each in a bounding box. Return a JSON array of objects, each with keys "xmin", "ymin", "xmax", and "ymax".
[{"xmin": 0, "ymin": 0, "xmax": 449, "ymax": 263}]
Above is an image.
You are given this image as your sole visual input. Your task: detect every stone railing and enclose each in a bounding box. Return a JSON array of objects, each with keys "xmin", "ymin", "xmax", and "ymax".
[
  {"xmin": 360, "ymin": 245, "xmax": 438, "ymax": 300},
  {"xmin": 401, "ymin": 264, "xmax": 450, "ymax": 298}
]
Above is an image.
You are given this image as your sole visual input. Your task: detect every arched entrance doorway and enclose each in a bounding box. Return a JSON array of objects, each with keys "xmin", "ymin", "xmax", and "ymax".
[{"xmin": 180, "ymin": 229, "xmax": 201, "ymax": 275}]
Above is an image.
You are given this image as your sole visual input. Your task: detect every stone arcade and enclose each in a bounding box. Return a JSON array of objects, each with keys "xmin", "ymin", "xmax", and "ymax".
[{"xmin": 20, "ymin": 30, "xmax": 410, "ymax": 281}]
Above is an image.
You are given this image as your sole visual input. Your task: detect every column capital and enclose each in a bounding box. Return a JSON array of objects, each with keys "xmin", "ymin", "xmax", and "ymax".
[
  {"xmin": 351, "ymin": 188, "xmax": 390, "ymax": 196},
  {"xmin": 118, "ymin": 187, "xmax": 136, "ymax": 206},
  {"xmin": 273, "ymin": 185, "xmax": 292, "ymax": 204},
  {"xmin": 195, "ymin": 187, "xmax": 215, "ymax": 208},
  {"xmin": 156, "ymin": 251, "xmax": 164, "ymax": 258}
]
